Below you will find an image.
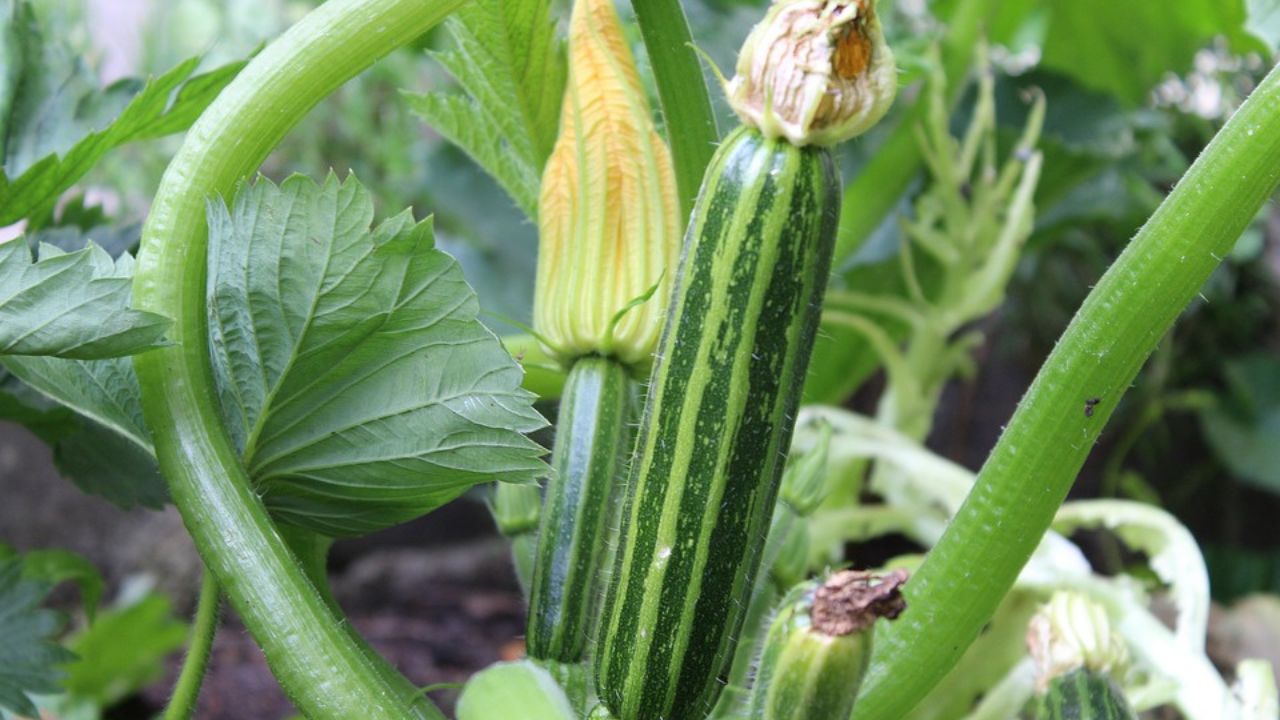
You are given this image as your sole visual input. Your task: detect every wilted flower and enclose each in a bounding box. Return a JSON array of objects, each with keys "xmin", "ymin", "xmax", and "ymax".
[
  {"xmin": 727, "ymin": 0, "xmax": 897, "ymax": 146},
  {"xmin": 534, "ymin": 0, "xmax": 680, "ymax": 369},
  {"xmin": 1027, "ymin": 591, "xmax": 1131, "ymax": 691}
]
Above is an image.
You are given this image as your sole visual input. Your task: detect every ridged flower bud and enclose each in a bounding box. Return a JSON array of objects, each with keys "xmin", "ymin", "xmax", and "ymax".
[
  {"xmin": 727, "ymin": 0, "xmax": 897, "ymax": 146},
  {"xmin": 534, "ymin": 0, "xmax": 680, "ymax": 369},
  {"xmin": 1027, "ymin": 591, "xmax": 1130, "ymax": 692},
  {"xmin": 748, "ymin": 570, "xmax": 908, "ymax": 720}
]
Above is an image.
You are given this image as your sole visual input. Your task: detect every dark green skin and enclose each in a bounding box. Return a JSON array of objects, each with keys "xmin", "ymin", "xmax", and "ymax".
[
  {"xmin": 594, "ymin": 127, "xmax": 842, "ymax": 720},
  {"xmin": 1030, "ymin": 669, "xmax": 1136, "ymax": 720},
  {"xmin": 527, "ymin": 356, "xmax": 631, "ymax": 662}
]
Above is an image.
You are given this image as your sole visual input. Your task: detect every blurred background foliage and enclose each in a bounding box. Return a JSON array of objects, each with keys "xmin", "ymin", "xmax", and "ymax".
[{"xmin": 20, "ymin": 0, "xmax": 1280, "ymax": 607}]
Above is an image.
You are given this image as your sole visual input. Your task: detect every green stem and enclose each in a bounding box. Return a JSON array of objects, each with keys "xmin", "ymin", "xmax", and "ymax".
[
  {"xmin": 279, "ymin": 526, "xmax": 443, "ymax": 718},
  {"xmin": 851, "ymin": 62, "xmax": 1280, "ymax": 719},
  {"xmin": 130, "ymin": 0, "xmax": 464, "ymax": 717},
  {"xmin": 503, "ymin": 333, "xmax": 567, "ymax": 400},
  {"xmin": 630, "ymin": 0, "xmax": 720, "ymax": 222},
  {"xmin": 163, "ymin": 568, "xmax": 220, "ymax": 720},
  {"xmin": 806, "ymin": 0, "xmax": 998, "ymax": 404}
]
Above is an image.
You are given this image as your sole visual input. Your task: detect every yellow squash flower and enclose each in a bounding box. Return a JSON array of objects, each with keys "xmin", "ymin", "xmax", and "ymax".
[{"xmin": 534, "ymin": 0, "xmax": 680, "ymax": 370}]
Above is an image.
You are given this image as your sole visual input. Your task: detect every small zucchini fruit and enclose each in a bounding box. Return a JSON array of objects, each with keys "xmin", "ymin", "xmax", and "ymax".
[
  {"xmin": 748, "ymin": 569, "xmax": 908, "ymax": 720},
  {"xmin": 1028, "ymin": 669, "xmax": 1135, "ymax": 720}
]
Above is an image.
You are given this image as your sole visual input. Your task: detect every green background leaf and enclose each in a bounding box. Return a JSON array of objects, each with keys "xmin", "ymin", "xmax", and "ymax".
[
  {"xmin": 60, "ymin": 593, "xmax": 187, "ymax": 708},
  {"xmin": 1200, "ymin": 355, "xmax": 1280, "ymax": 495},
  {"xmin": 0, "ymin": 0, "xmax": 244, "ymax": 225},
  {"xmin": 0, "ymin": 558, "xmax": 75, "ymax": 718},
  {"xmin": 406, "ymin": 0, "xmax": 566, "ymax": 217}
]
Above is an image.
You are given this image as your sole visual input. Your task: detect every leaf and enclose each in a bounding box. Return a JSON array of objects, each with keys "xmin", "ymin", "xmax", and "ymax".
[
  {"xmin": 1246, "ymin": 0, "xmax": 1280, "ymax": 52},
  {"xmin": 0, "ymin": 365, "xmax": 75, "ymax": 444},
  {"xmin": 406, "ymin": 0, "xmax": 566, "ymax": 217},
  {"xmin": 1041, "ymin": 0, "xmax": 1249, "ymax": 106},
  {"xmin": 1199, "ymin": 354, "xmax": 1280, "ymax": 495},
  {"xmin": 18, "ymin": 550, "xmax": 104, "ymax": 623},
  {"xmin": 0, "ymin": 240, "xmax": 169, "ymax": 359},
  {"xmin": 61, "ymin": 593, "xmax": 187, "ymax": 707},
  {"xmin": 206, "ymin": 173, "xmax": 547, "ymax": 536},
  {"xmin": 0, "ymin": 558, "xmax": 75, "ymax": 718},
  {"xmin": 0, "ymin": 0, "xmax": 245, "ymax": 225},
  {"xmin": 1, "ymin": 352, "xmax": 166, "ymax": 509}
]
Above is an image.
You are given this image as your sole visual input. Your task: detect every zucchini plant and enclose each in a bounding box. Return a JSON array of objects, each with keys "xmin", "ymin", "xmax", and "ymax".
[{"xmin": 1, "ymin": 0, "xmax": 1280, "ymax": 719}]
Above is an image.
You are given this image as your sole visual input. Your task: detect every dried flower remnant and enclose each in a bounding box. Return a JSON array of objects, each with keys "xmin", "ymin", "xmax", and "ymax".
[
  {"xmin": 727, "ymin": 0, "xmax": 897, "ymax": 146},
  {"xmin": 812, "ymin": 568, "xmax": 909, "ymax": 636}
]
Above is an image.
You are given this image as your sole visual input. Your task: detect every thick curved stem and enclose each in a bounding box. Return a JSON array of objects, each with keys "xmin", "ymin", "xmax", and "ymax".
[
  {"xmin": 851, "ymin": 62, "xmax": 1280, "ymax": 719},
  {"xmin": 131, "ymin": 0, "xmax": 463, "ymax": 717},
  {"xmin": 630, "ymin": 0, "xmax": 720, "ymax": 223},
  {"xmin": 163, "ymin": 568, "xmax": 220, "ymax": 720}
]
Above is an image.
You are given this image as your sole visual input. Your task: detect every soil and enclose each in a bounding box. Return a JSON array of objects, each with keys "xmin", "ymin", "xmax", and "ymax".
[{"xmin": 140, "ymin": 540, "xmax": 527, "ymax": 720}]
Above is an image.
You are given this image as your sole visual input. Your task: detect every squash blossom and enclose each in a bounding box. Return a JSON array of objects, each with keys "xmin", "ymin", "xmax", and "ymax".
[
  {"xmin": 534, "ymin": 0, "xmax": 680, "ymax": 369},
  {"xmin": 1026, "ymin": 591, "xmax": 1130, "ymax": 692},
  {"xmin": 727, "ymin": 0, "xmax": 897, "ymax": 146}
]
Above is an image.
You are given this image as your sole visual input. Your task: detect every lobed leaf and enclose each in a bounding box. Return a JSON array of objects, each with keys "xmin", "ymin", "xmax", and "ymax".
[
  {"xmin": 206, "ymin": 173, "xmax": 547, "ymax": 536},
  {"xmin": 61, "ymin": 593, "xmax": 188, "ymax": 707},
  {"xmin": 0, "ymin": 0, "xmax": 245, "ymax": 225},
  {"xmin": 0, "ymin": 558, "xmax": 75, "ymax": 719},
  {"xmin": 0, "ymin": 241, "xmax": 169, "ymax": 359},
  {"xmin": 406, "ymin": 0, "xmax": 566, "ymax": 218}
]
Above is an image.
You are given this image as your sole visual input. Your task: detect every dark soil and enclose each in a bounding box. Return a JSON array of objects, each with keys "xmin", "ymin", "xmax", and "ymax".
[{"xmin": 141, "ymin": 539, "xmax": 527, "ymax": 720}]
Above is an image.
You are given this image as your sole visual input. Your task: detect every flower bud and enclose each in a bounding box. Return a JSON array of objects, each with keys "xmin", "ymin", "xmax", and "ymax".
[
  {"xmin": 780, "ymin": 420, "xmax": 831, "ymax": 517},
  {"xmin": 727, "ymin": 0, "xmax": 897, "ymax": 146},
  {"xmin": 492, "ymin": 481, "xmax": 541, "ymax": 537},
  {"xmin": 534, "ymin": 0, "xmax": 680, "ymax": 369},
  {"xmin": 749, "ymin": 570, "xmax": 907, "ymax": 720},
  {"xmin": 1027, "ymin": 591, "xmax": 1130, "ymax": 692}
]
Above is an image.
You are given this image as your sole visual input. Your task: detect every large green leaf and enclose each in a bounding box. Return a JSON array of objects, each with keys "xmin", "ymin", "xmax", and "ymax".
[
  {"xmin": 1041, "ymin": 0, "xmax": 1248, "ymax": 106},
  {"xmin": 206, "ymin": 173, "xmax": 547, "ymax": 536},
  {"xmin": 0, "ymin": 241, "xmax": 169, "ymax": 359},
  {"xmin": 406, "ymin": 0, "xmax": 565, "ymax": 217},
  {"xmin": 0, "ymin": 0, "xmax": 244, "ymax": 225},
  {"xmin": 0, "ymin": 558, "xmax": 75, "ymax": 719}
]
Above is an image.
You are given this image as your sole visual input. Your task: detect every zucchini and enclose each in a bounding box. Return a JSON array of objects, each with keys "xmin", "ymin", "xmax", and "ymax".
[
  {"xmin": 1029, "ymin": 669, "xmax": 1136, "ymax": 720},
  {"xmin": 593, "ymin": 125, "xmax": 841, "ymax": 720},
  {"xmin": 594, "ymin": 2, "xmax": 895, "ymax": 716},
  {"xmin": 527, "ymin": 357, "xmax": 631, "ymax": 662}
]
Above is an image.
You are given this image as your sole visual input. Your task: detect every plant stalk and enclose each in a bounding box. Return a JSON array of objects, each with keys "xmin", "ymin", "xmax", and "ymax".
[
  {"xmin": 630, "ymin": 0, "xmax": 720, "ymax": 223},
  {"xmin": 162, "ymin": 567, "xmax": 220, "ymax": 720},
  {"xmin": 851, "ymin": 61, "xmax": 1280, "ymax": 719},
  {"xmin": 130, "ymin": 0, "xmax": 463, "ymax": 717}
]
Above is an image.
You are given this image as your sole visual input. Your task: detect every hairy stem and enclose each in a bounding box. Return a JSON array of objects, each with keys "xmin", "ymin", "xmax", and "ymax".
[
  {"xmin": 851, "ymin": 62, "xmax": 1280, "ymax": 719},
  {"xmin": 162, "ymin": 568, "xmax": 220, "ymax": 720},
  {"xmin": 130, "ymin": 0, "xmax": 463, "ymax": 717},
  {"xmin": 806, "ymin": 0, "xmax": 998, "ymax": 403},
  {"xmin": 630, "ymin": 0, "xmax": 720, "ymax": 222}
]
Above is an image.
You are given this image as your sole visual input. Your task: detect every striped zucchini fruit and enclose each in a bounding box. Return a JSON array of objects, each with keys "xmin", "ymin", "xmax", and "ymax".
[
  {"xmin": 527, "ymin": 357, "xmax": 631, "ymax": 662},
  {"xmin": 594, "ymin": 126, "xmax": 841, "ymax": 720},
  {"xmin": 1029, "ymin": 669, "xmax": 1136, "ymax": 720}
]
